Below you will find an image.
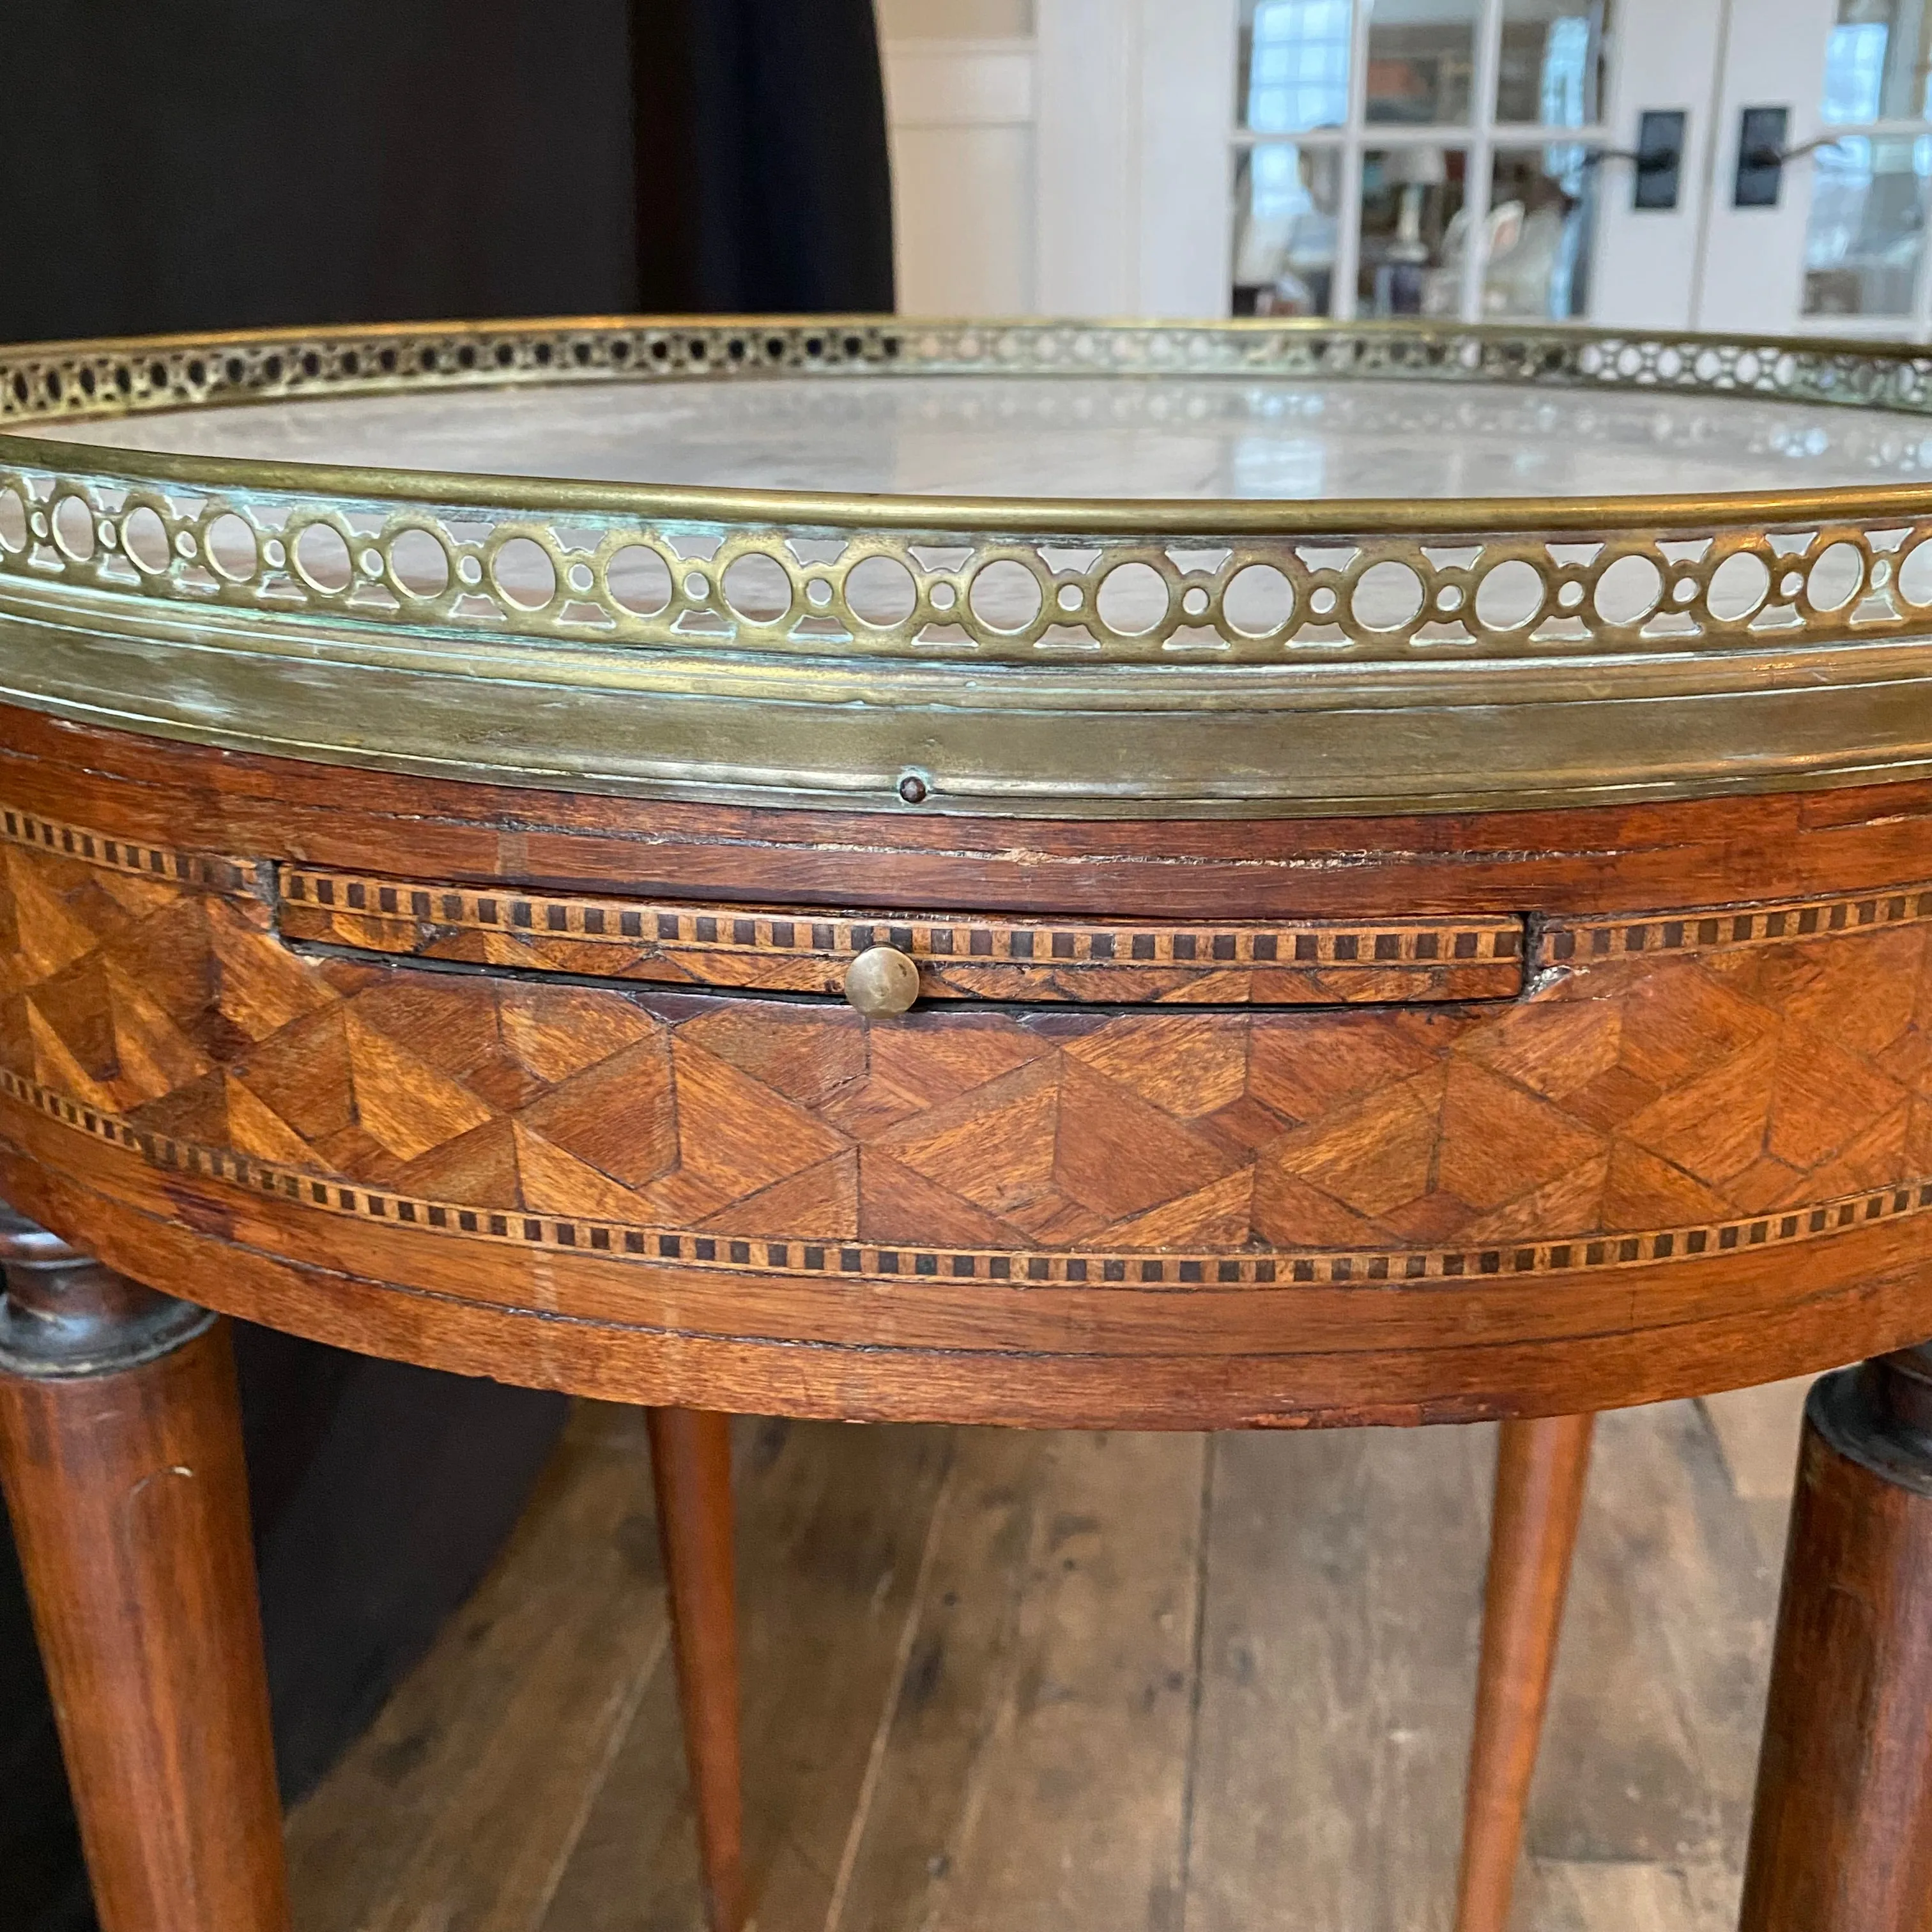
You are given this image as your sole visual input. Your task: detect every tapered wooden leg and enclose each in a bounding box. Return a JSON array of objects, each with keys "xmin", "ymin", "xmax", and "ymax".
[
  {"xmin": 0, "ymin": 1203, "xmax": 289, "ymax": 1932},
  {"xmin": 1455, "ymin": 1411, "xmax": 1596, "ymax": 1932},
  {"xmin": 1740, "ymin": 1346, "xmax": 1932, "ymax": 1931},
  {"xmin": 648, "ymin": 1406, "xmax": 746, "ymax": 1932}
]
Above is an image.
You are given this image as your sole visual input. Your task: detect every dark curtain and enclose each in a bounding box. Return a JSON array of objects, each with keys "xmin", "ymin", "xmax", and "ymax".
[
  {"xmin": 633, "ymin": 0, "xmax": 897, "ymax": 312},
  {"xmin": 0, "ymin": 0, "xmax": 891, "ymax": 342},
  {"xmin": 0, "ymin": 5, "xmax": 894, "ymax": 1928}
]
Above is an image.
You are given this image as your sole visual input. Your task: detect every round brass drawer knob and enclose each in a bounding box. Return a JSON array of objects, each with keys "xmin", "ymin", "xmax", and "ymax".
[{"xmin": 844, "ymin": 944, "xmax": 921, "ymax": 1016}]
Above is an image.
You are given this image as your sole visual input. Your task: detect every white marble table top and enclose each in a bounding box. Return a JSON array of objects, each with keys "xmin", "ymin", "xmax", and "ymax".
[{"xmin": 32, "ymin": 372, "xmax": 1932, "ymax": 500}]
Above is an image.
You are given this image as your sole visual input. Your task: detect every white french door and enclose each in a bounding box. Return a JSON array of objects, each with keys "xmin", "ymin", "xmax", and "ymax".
[
  {"xmin": 1225, "ymin": 0, "xmax": 1932, "ymax": 339},
  {"xmin": 1228, "ymin": 0, "xmax": 1715, "ymax": 329},
  {"xmin": 882, "ymin": 0, "xmax": 1932, "ymax": 338},
  {"xmin": 1697, "ymin": 0, "xmax": 1932, "ymax": 339}
]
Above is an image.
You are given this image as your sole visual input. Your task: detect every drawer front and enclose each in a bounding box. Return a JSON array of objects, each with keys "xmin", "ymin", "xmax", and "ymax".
[
  {"xmin": 1, "ymin": 799, "xmax": 1928, "ymax": 1287},
  {"xmin": 277, "ymin": 865, "xmax": 1526, "ymax": 1007}
]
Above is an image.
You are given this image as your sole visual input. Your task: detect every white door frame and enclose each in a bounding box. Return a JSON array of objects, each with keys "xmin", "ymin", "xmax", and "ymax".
[
  {"xmin": 1034, "ymin": 0, "xmax": 1239, "ymax": 318},
  {"xmin": 1591, "ymin": 0, "xmax": 1731, "ymax": 332},
  {"xmin": 1695, "ymin": 0, "xmax": 1932, "ymax": 340},
  {"xmin": 1693, "ymin": 0, "xmax": 1840, "ymax": 335}
]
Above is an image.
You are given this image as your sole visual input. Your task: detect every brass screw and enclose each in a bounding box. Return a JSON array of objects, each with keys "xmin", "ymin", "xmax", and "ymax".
[{"xmin": 844, "ymin": 944, "xmax": 920, "ymax": 1016}]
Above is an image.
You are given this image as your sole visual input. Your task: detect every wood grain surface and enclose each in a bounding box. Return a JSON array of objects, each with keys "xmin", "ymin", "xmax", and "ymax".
[
  {"xmin": 358, "ymin": 1397, "xmax": 1779, "ymax": 1932},
  {"xmin": 646, "ymin": 1407, "xmax": 746, "ymax": 1932},
  {"xmin": 4, "ymin": 709, "xmax": 1932, "ymax": 1423},
  {"xmin": 0, "ymin": 1316, "xmax": 289, "ymax": 1932},
  {"xmin": 10, "ymin": 815, "xmax": 1932, "ymax": 1265},
  {"xmin": 1456, "ymin": 1414, "xmax": 1597, "ymax": 1932},
  {"xmin": 12, "ymin": 702, "xmax": 1932, "ymax": 919},
  {"xmin": 1739, "ymin": 1356, "xmax": 1932, "ymax": 1932},
  {"xmin": 277, "ymin": 861, "xmax": 1525, "ymax": 1006}
]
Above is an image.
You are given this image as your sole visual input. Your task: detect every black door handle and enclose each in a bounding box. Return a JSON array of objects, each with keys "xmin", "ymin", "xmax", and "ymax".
[
  {"xmin": 1606, "ymin": 109, "xmax": 1687, "ymax": 210},
  {"xmin": 1584, "ymin": 148, "xmax": 1677, "ymax": 171},
  {"xmin": 1734, "ymin": 107, "xmax": 1834, "ymax": 206},
  {"xmin": 1742, "ymin": 134, "xmax": 1843, "ymax": 168}
]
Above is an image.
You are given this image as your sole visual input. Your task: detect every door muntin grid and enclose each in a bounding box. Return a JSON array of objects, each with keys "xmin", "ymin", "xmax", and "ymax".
[
  {"xmin": 1232, "ymin": 0, "xmax": 1614, "ymax": 323},
  {"xmin": 1803, "ymin": 0, "xmax": 1932, "ymax": 331}
]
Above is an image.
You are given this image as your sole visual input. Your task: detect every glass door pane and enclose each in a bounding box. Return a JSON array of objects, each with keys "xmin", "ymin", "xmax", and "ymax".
[
  {"xmin": 1358, "ymin": 145, "xmax": 1468, "ymax": 312},
  {"xmin": 1365, "ymin": 0, "xmax": 1481, "ymax": 124},
  {"xmin": 1233, "ymin": 0, "xmax": 1351, "ymax": 314},
  {"xmin": 1698, "ymin": 0, "xmax": 1932, "ymax": 337},
  {"xmin": 1800, "ymin": 3, "xmax": 1932, "ymax": 319},
  {"xmin": 1239, "ymin": 0, "xmax": 1354, "ymax": 129},
  {"xmin": 1495, "ymin": 0, "xmax": 1612, "ymax": 125},
  {"xmin": 1804, "ymin": 134, "xmax": 1932, "ymax": 316},
  {"xmin": 1227, "ymin": 0, "xmax": 1624, "ymax": 320},
  {"xmin": 1234, "ymin": 144, "xmax": 1346, "ymax": 312},
  {"xmin": 1822, "ymin": 0, "xmax": 1932, "ymax": 119},
  {"xmin": 1487, "ymin": 143, "xmax": 1601, "ymax": 315}
]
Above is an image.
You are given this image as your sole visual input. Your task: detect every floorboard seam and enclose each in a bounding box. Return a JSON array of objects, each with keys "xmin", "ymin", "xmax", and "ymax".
[
  {"xmin": 1175, "ymin": 1432, "xmax": 1217, "ymax": 1932},
  {"xmin": 527, "ymin": 1620, "xmax": 671, "ymax": 1932},
  {"xmin": 820, "ymin": 1434, "xmax": 960, "ymax": 1932}
]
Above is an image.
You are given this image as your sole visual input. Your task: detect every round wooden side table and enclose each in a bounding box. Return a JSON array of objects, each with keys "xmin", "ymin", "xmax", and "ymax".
[{"xmin": 3, "ymin": 317, "xmax": 1931, "ymax": 1932}]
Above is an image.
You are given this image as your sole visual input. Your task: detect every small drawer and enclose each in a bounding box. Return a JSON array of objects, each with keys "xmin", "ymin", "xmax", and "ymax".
[{"xmin": 277, "ymin": 866, "xmax": 1525, "ymax": 1007}]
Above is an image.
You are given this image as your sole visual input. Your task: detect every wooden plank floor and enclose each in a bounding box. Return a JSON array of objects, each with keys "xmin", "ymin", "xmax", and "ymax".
[{"xmin": 287, "ymin": 1382, "xmax": 1814, "ymax": 1932}]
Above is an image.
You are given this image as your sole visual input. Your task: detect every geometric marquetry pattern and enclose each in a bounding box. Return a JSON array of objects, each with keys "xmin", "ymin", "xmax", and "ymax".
[
  {"xmin": 11, "ymin": 831, "xmax": 1932, "ymax": 1285},
  {"xmin": 7, "ymin": 1064, "xmax": 1932, "ymax": 1283},
  {"xmin": 278, "ymin": 866, "xmax": 1526, "ymax": 1006}
]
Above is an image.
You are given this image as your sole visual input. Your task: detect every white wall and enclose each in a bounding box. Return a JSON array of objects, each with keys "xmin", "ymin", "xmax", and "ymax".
[
  {"xmin": 876, "ymin": 0, "xmax": 1032, "ymax": 35},
  {"xmin": 883, "ymin": 35, "xmax": 1039, "ymax": 313},
  {"xmin": 881, "ymin": 0, "xmax": 1235, "ymax": 319}
]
